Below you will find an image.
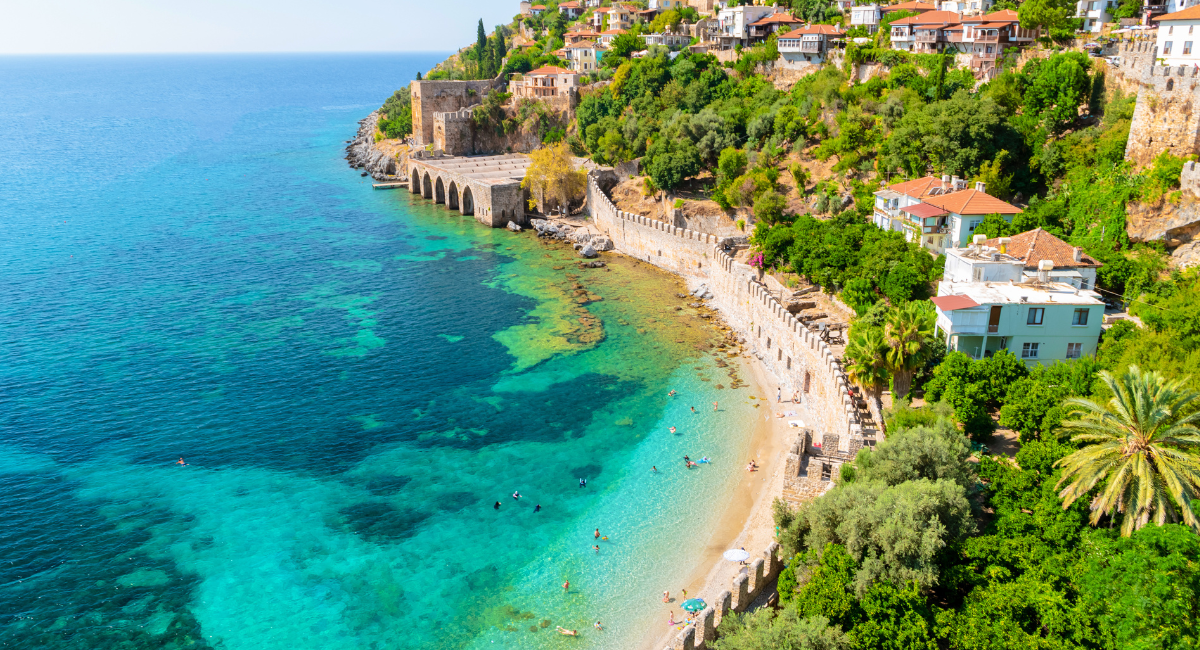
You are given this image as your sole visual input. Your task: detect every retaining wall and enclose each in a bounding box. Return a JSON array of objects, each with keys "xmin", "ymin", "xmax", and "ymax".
[{"xmin": 669, "ymin": 542, "xmax": 782, "ymax": 650}]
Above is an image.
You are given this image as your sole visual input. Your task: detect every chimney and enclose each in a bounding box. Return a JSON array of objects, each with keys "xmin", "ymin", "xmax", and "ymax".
[
  {"xmin": 998, "ymin": 236, "xmax": 1010, "ymax": 254},
  {"xmin": 1038, "ymin": 259, "xmax": 1053, "ymax": 284},
  {"xmin": 975, "ymin": 181, "xmax": 986, "ymax": 192},
  {"xmin": 1073, "ymin": 247, "xmax": 1082, "ymax": 263}
]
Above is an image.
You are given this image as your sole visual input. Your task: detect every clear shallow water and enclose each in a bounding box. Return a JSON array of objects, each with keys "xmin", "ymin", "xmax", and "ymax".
[{"xmin": 0, "ymin": 55, "xmax": 756, "ymax": 650}]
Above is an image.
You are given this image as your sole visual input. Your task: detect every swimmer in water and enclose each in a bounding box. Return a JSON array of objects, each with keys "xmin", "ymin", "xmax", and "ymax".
[
  {"xmin": 535, "ymin": 504, "xmax": 541, "ymax": 512},
  {"xmin": 668, "ymin": 390, "xmax": 676, "ymax": 397},
  {"xmin": 602, "ymin": 536, "xmax": 608, "ymax": 541},
  {"xmin": 595, "ymin": 528, "xmax": 600, "ymax": 539},
  {"xmin": 669, "ymin": 426, "xmax": 677, "ymax": 434},
  {"xmin": 691, "ymin": 406, "xmax": 696, "ymax": 413},
  {"xmin": 593, "ymin": 545, "xmax": 599, "ymax": 553},
  {"xmin": 579, "ymin": 478, "xmax": 587, "ymax": 488},
  {"xmin": 713, "ymin": 401, "xmax": 718, "ymax": 411},
  {"xmin": 652, "ymin": 465, "xmax": 658, "ymax": 472},
  {"xmin": 594, "ymin": 621, "xmax": 603, "ymax": 631},
  {"xmin": 512, "ymin": 490, "xmax": 521, "ymax": 499},
  {"xmin": 556, "ymin": 626, "xmax": 577, "ymax": 636},
  {"xmin": 494, "ymin": 501, "xmax": 501, "ymax": 510},
  {"xmin": 176, "ymin": 458, "xmax": 186, "ymax": 466},
  {"xmin": 563, "ymin": 580, "xmax": 570, "ymax": 591}
]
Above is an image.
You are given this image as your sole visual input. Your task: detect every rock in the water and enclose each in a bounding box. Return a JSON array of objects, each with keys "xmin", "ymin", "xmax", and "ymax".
[
  {"xmin": 580, "ymin": 260, "xmax": 607, "ymax": 268},
  {"xmin": 591, "ymin": 235, "xmax": 614, "ymax": 251},
  {"xmin": 507, "ymin": 221, "xmax": 522, "ymax": 232},
  {"xmin": 578, "ymin": 243, "xmax": 598, "ymax": 258}
]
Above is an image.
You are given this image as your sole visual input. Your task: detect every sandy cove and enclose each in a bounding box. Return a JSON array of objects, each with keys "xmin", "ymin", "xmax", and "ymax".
[{"xmin": 639, "ymin": 349, "xmax": 808, "ymax": 650}]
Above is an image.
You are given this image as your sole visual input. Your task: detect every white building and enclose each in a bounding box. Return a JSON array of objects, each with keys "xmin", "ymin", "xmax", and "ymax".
[
  {"xmin": 872, "ymin": 175, "xmax": 1022, "ymax": 254},
  {"xmin": 932, "ymin": 236, "xmax": 1105, "ymax": 364},
  {"xmin": 1156, "ymin": 5, "xmax": 1200, "ymax": 65},
  {"xmin": 715, "ymin": 4, "xmax": 780, "ymax": 48},
  {"xmin": 1076, "ymin": 0, "xmax": 1116, "ymax": 32},
  {"xmin": 851, "ymin": 4, "xmax": 882, "ymax": 32},
  {"xmin": 778, "ymin": 24, "xmax": 845, "ymax": 63},
  {"xmin": 978, "ymin": 229, "xmax": 1102, "ymax": 290}
]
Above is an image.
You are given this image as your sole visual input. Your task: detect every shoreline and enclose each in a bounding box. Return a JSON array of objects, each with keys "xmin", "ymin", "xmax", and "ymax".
[{"xmin": 638, "ymin": 347, "xmax": 801, "ymax": 650}]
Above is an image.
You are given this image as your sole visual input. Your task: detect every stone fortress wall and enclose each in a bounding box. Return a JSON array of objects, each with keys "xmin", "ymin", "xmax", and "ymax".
[
  {"xmin": 410, "ymin": 78, "xmax": 505, "ymax": 147},
  {"xmin": 1118, "ymin": 41, "xmax": 1200, "ymax": 167},
  {"xmin": 587, "ymin": 175, "xmax": 868, "ymax": 649}
]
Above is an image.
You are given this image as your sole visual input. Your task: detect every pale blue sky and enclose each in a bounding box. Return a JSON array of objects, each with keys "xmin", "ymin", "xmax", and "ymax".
[{"xmin": 0, "ymin": 0, "xmax": 516, "ymax": 54}]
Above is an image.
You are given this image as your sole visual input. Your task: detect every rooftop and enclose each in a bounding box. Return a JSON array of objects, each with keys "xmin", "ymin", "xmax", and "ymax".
[
  {"xmin": 922, "ymin": 188, "xmax": 1022, "ymax": 215},
  {"xmin": 885, "ymin": 175, "xmax": 942, "ymax": 198},
  {"xmin": 981, "ymin": 229, "xmax": 1102, "ymax": 269},
  {"xmin": 901, "ymin": 203, "xmax": 948, "ymax": 218},
  {"xmin": 1155, "ymin": 4, "xmax": 1200, "ymax": 20},
  {"xmin": 748, "ymin": 13, "xmax": 804, "ymax": 25},
  {"xmin": 881, "ymin": 1, "xmax": 937, "ymax": 11},
  {"xmin": 963, "ymin": 9, "xmax": 1020, "ymax": 23},
  {"xmin": 937, "ymin": 280, "xmax": 1104, "ymax": 307},
  {"xmin": 527, "ymin": 65, "xmax": 575, "ymax": 75},
  {"xmin": 891, "ymin": 10, "xmax": 963, "ymax": 25},
  {"xmin": 413, "ymin": 154, "xmax": 532, "ymax": 186},
  {"xmin": 789, "ymin": 24, "xmax": 846, "ymax": 35}
]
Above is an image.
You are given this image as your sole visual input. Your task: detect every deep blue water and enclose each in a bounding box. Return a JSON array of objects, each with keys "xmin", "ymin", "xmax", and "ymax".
[{"xmin": 0, "ymin": 55, "xmax": 755, "ymax": 650}]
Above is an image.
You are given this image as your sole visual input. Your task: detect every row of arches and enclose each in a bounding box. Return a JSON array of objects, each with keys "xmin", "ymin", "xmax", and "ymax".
[{"xmin": 410, "ymin": 167, "xmax": 474, "ymax": 216}]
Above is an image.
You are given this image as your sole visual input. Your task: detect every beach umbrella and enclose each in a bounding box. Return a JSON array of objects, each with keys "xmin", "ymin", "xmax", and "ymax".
[
  {"xmin": 681, "ymin": 598, "xmax": 707, "ymax": 612},
  {"xmin": 723, "ymin": 549, "xmax": 751, "ymax": 562}
]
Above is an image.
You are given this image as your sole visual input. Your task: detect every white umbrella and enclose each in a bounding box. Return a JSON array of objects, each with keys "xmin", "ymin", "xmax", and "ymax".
[{"xmin": 723, "ymin": 549, "xmax": 751, "ymax": 562}]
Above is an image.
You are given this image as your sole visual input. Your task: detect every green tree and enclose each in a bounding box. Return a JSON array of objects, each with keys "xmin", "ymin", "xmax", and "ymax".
[
  {"xmin": 971, "ymin": 213, "xmax": 1015, "ymax": 239},
  {"xmin": 884, "ymin": 302, "xmax": 935, "ymax": 399},
  {"xmin": 646, "ymin": 136, "xmax": 700, "ymax": 191},
  {"xmin": 610, "ymin": 32, "xmax": 648, "ymax": 59},
  {"xmin": 475, "ymin": 19, "xmax": 488, "ymax": 76},
  {"xmin": 845, "ymin": 327, "xmax": 891, "ymax": 405},
  {"xmin": 1056, "ymin": 365, "xmax": 1200, "ymax": 535},
  {"xmin": 754, "ymin": 190, "xmax": 788, "ymax": 225},
  {"xmin": 850, "ymin": 418, "xmax": 975, "ymax": 490},
  {"xmin": 1018, "ymin": 0, "xmax": 1079, "ymax": 40},
  {"xmin": 1024, "ymin": 52, "xmax": 1092, "ymax": 133},
  {"xmin": 712, "ymin": 610, "xmax": 850, "ymax": 650}
]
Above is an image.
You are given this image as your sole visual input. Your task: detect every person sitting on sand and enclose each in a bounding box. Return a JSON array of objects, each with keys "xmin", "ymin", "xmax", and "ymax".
[{"xmin": 556, "ymin": 626, "xmax": 577, "ymax": 636}]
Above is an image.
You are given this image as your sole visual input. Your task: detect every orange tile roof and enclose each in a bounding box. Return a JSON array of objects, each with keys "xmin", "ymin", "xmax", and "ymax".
[
  {"xmin": 963, "ymin": 9, "xmax": 1020, "ymax": 22},
  {"xmin": 566, "ymin": 40, "xmax": 599, "ymax": 49},
  {"xmin": 529, "ymin": 65, "xmax": 574, "ymax": 75},
  {"xmin": 921, "ymin": 188, "xmax": 1022, "ymax": 215},
  {"xmin": 1156, "ymin": 4, "xmax": 1200, "ymax": 19},
  {"xmin": 791, "ymin": 24, "xmax": 846, "ymax": 35},
  {"xmin": 891, "ymin": 10, "xmax": 962, "ymax": 25},
  {"xmin": 748, "ymin": 13, "xmax": 804, "ymax": 26},
  {"xmin": 559, "ymin": 1, "xmax": 581, "ymax": 6},
  {"xmin": 887, "ymin": 175, "xmax": 942, "ymax": 198},
  {"xmin": 982, "ymin": 229, "xmax": 1101, "ymax": 268},
  {"xmin": 881, "ymin": 1, "xmax": 936, "ymax": 12}
]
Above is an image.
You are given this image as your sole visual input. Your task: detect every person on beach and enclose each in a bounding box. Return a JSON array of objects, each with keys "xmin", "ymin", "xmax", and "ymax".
[
  {"xmin": 535, "ymin": 504, "xmax": 541, "ymax": 512},
  {"xmin": 681, "ymin": 588, "xmax": 688, "ymax": 599},
  {"xmin": 494, "ymin": 501, "xmax": 501, "ymax": 510},
  {"xmin": 792, "ymin": 391, "xmax": 799, "ymax": 404},
  {"xmin": 778, "ymin": 387, "xmax": 782, "ymax": 402},
  {"xmin": 668, "ymin": 612, "xmax": 677, "ymax": 626},
  {"xmin": 663, "ymin": 591, "xmax": 670, "ymax": 603}
]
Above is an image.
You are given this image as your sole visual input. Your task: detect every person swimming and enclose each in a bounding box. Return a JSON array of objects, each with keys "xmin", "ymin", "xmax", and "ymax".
[
  {"xmin": 556, "ymin": 626, "xmax": 577, "ymax": 636},
  {"xmin": 176, "ymin": 458, "xmax": 186, "ymax": 466},
  {"xmin": 699, "ymin": 457, "xmax": 711, "ymax": 463},
  {"xmin": 579, "ymin": 478, "xmax": 587, "ymax": 488},
  {"xmin": 668, "ymin": 390, "xmax": 676, "ymax": 397},
  {"xmin": 494, "ymin": 501, "xmax": 501, "ymax": 510},
  {"xmin": 512, "ymin": 490, "xmax": 521, "ymax": 499},
  {"xmin": 594, "ymin": 621, "xmax": 603, "ymax": 631},
  {"xmin": 535, "ymin": 504, "xmax": 541, "ymax": 512}
]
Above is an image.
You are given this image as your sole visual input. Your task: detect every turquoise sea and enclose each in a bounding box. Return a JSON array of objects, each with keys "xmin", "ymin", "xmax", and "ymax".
[{"xmin": 0, "ymin": 55, "xmax": 758, "ymax": 649}]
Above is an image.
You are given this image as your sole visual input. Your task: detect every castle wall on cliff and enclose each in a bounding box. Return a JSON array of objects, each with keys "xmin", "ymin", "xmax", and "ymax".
[
  {"xmin": 410, "ymin": 78, "xmax": 504, "ymax": 146},
  {"xmin": 1120, "ymin": 41, "xmax": 1200, "ymax": 167}
]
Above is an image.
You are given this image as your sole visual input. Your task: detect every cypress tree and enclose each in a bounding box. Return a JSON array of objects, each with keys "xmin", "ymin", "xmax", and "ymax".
[
  {"xmin": 476, "ymin": 19, "xmax": 488, "ymax": 77},
  {"xmin": 416, "ymin": 71, "xmax": 422, "ymax": 80}
]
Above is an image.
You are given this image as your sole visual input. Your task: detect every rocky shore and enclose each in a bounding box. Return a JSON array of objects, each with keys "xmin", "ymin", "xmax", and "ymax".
[{"xmin": 344, "ymin": 112, "xmax": 409, "ymax": 182}]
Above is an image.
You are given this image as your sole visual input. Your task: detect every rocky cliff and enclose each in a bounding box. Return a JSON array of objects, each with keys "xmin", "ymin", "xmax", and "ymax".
[{"xmin": 345, "ymin": 112, "xmax": 410, "ymax": 181}]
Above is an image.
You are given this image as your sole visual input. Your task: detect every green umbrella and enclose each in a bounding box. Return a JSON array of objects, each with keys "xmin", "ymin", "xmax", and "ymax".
[{"xmin": 681, "ymin": 598, "xmax": 707, "ymax": 612}]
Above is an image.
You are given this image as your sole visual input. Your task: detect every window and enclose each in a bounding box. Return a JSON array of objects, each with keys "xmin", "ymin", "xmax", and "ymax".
[
  {"xmin": 1066, "ymin": 342, "xmax": 1083, "ymax": 359},
  {"xmin": 1166, "ymin": 41, "xmax": 1174, "ymax": 55},
  {"xmin": 1170, "ymin": 25, "xmax": 1175, "ymax": 34},
  {"xmin": 1022, "ymin": 342, "xmax": 1040, "ymax": 358},
  {"xmin": 968, "ymin": 219, "xmax": 982, "ymax": 232},
  {"xmin": 1188, "ymin": 41, "xmax": 1196, "ymax": 55},
  {"xmin": 1072, "ymin": 308, "xmax": 1089, "ymax": 326},
  {"xmin": 1080, "ymin": 277, "xmax": 1090, "ymax": 290},
  {"xmin": 1027, "ymin": 307, "xmax": 1045, "ymax": 325},
  {"xmin": 1089, "ymin": 1, "xmax": 1097, "ymax": 9},
  {"xmin": 973, "ymin": 267, "xmax": 983, "ymax": 281},
  {"xmin": 820, "ymin": 463, "xmax": 832, "ymax": 481}
]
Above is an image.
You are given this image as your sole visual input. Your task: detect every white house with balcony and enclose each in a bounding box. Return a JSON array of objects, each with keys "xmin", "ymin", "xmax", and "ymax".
[
  {"xmin": 851, "ymin": 4, "xmax": 883, "ymax": 31},
  {"xmin": 1156, "ymin": 6, "xmax": 1200, "ymax": 65},
  {"xmin": 1076, "ymin": 0, "xmax": 1116, "ymax": 31},
  {"xmin": 979, "ymin": 228, "xmax": 1102, "ymax": 290},
  {"xmin": 931, "ymin": 236, "xmax": 1105, "ymax": 364},
  {"xmin": 715, "ymin": 4, "xmax": 781, "ymax": 48},
  {"xmin": 873, "ymin": 175, "xmax": 1022, "ymax": 254},
  {"xmin": 778, "ymin": 24, "xmax": 845, "ymax": 63}
]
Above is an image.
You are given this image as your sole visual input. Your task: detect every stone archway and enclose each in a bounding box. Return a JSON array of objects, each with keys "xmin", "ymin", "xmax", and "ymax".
[
  {"xmin": 434, "ymin": 177, "xmax": 446, "ymax": 204},
  {"xmin": 411, "ymin": 167, "xmax": 421, "ymax": 193},
  {"xmin": 461, "ymin": 186, "xmax": 475, "ymax": 216},
  {"xmin": 447, "ymin": 181, "xmax": 459, "ymax": 210},
  {"xmin": 422, "ymin": 173, "xmax": 433, "ymax": 199}
]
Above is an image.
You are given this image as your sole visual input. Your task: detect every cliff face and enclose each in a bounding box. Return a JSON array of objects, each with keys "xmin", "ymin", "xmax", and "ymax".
[
  {"xmin": 1126, "ymin": 195, "xmax": 1200, "ymax": 269},
  {"xmin": 345, "ymin": 112, "xmax": 410, "ymax": 181}
]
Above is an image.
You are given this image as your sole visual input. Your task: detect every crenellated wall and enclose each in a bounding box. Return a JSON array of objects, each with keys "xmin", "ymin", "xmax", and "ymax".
[
  {"xmin": 670, "ymin": 542, "xmax": 782, "ymax": 650},
  {"xmin": 1121, "ymin": 42, "xmax": 1200, "ymax": 167},
  {"xmin": 587, "ymin": 176, "xmax": 863, "ymax": 446}
]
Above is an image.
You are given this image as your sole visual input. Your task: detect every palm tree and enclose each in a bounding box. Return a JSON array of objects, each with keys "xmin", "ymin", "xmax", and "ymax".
[
  {"xmin": 1056, "ymin": 366, "xmax": 1200, "ymax": 536},
  {"xmin": 845, "ymin": 327, "xmax": 890, "ymax": 410},
  {"xmin": 883, "ymin": 302, "xmax": 934, "ymax": 399}
]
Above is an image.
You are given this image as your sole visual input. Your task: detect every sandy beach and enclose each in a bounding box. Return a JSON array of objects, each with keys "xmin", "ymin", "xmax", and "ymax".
[{"xmin": 639, "ymin": 351, "xmax": 808, "ymax": 650}]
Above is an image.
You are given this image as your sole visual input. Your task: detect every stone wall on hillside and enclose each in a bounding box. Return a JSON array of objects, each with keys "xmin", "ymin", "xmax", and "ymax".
[
  {"xmin": 1120, "ymin": 41, "xmax": 1200, "ymax": 167},
  {"xmin": 587, "ymin": 176, "xmax": 864, "ymax": 449},
  {"xmin": 410, "ymin": 77, "xmax": 505, "ymax": 146}
]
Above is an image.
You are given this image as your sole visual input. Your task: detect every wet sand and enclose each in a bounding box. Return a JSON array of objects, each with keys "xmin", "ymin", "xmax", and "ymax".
[{"xmin": 638, "ymin": 353, "xmax": 808, "ymax": 649}]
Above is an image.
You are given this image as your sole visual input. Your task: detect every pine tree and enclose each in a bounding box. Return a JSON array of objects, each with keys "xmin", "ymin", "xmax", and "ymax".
[
  {"xmin": 476, "ymin": 19, "xmax": 488, "ymax": 78},
  {"xmin": 416, "ymin": 71, "xmax": 422, "ymax": 80}
]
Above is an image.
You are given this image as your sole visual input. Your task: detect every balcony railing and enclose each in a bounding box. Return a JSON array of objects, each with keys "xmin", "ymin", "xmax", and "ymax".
[
  {"xmin": 923, "ymin": 225, "xmax": 948, "ymax": 234},
  {"xmin": 800, "ymin": 41, "xmax": 821, "ymax": 52},
  {"xmin": 975, "ymin": 33, "xmax": 1000, "ymax": 43},
  {"xmin": 915, "ymin": 32, "xmax": 940, "ymax": 43},
  {"xmin": 973, "ymin": 53, "xmax": 998, "ymax": 62}
]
